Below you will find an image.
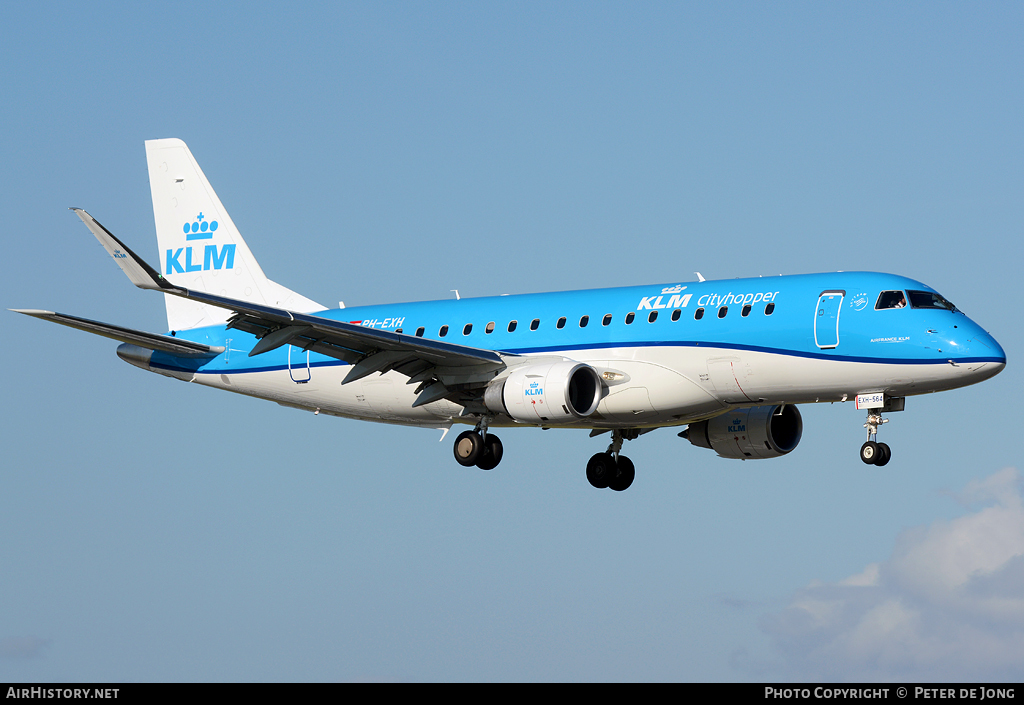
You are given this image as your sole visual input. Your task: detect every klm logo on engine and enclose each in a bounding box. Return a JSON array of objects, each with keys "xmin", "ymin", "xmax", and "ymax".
[
  {"xmin": 728, "ymin": 418, "xmax": 746, "ymax": 433},
  {"xmin": 525, "ymin": 381, "xmax": 544, "ymax": 397},
  {"xmin": 166, "ymin": 212, "xmax": 236, "ymax": 274}
]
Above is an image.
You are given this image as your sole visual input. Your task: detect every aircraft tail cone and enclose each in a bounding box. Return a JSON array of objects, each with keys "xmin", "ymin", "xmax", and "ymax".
[{"xmin": 117, "ymin": 343, "xmax": 153, "ymax": 371}]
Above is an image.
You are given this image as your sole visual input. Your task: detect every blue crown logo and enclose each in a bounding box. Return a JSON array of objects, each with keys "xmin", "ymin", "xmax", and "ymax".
[{"xmin": 183, "ymin": 212, "xmax": 219, "ymax": 240}]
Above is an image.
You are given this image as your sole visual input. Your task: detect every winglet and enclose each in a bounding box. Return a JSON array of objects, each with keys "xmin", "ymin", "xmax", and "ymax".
[{"xmin": 71, "ymin": 208, "xmax": 179, "ymax": 292}]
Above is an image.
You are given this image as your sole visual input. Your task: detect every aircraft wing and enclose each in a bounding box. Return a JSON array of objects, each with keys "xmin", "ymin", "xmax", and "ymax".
[{"xmin": 72, "ymin": 209, "xmax": 510, "ymax": 404}]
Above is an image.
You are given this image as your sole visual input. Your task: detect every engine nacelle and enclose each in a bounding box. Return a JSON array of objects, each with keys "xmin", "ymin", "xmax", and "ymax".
[
  {"xmin": 485, "ymin": 361, "xmax": 602, "ymax": 424},
  {"xmin": 684, "ymin": 405, "xmax": 802, "ymax": 459}
]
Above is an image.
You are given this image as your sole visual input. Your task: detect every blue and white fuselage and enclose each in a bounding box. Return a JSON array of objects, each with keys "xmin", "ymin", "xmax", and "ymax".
[
  {"xmin": 14, "ymin": 139, "xmax": 1005, "ymax": 491},
  {"xmin": 139, "ymin": 272, "xmax": 1003, "ymax": 429}
]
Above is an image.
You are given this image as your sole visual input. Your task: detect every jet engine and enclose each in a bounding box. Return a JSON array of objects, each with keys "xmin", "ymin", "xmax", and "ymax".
[
  {"xmin": 484, "ymin": 361, "xmax": 602, "ymax": 424},
  {"xmin": 683, "ymin": 405, "xmax": 802, "ymax": 459}
]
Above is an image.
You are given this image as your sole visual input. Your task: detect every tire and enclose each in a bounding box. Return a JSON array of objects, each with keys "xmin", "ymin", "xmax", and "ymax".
[
  {"xmin": 860, "ymin": 441, "xmax": 879, "ymax": 465},
  {"xmin": 608, "ymin": 455, "xmax": 635, "ymax": 492},
  {"xmin": 454, "ymin": 430, "xmax": 484, "ymax": 467},
  {"xmin": 476, "ymin": 435, "xmax": 503, "ymax": 471},
  {"xmin": 586, "ymin": 452, "xmax": 614, "ymax": 489},
  {"xmin": 875, "ymin": 443, "xmax": 891, "ymax": 467}
]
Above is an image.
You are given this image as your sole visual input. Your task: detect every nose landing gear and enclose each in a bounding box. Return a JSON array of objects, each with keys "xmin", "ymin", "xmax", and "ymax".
[
  {"xmin": 860, "ymin": 409, "xmax": 891, "ymax": 466},
  {"xmin": 855, "ymin": 395, "xmax": 904, "ymax": 466}
]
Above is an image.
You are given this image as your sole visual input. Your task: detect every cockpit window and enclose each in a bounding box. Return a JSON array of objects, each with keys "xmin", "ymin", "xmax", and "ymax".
[
  {"xmin": 908, "ymin": 290, "xmax": 957, "ymax": 311},
  {"xmin": 875, "ymin": 290, "xmax": 907, "ymax": 310}
]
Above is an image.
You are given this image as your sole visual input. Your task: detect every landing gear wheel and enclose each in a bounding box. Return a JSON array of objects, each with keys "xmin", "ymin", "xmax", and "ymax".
[
  {"xmin": 608, "ymin": 455, "xmax": 635, "ymax": 492},
  {"xmin": 875, "ymin": 442, "xmax": 891, "ymax": 467},
  {"xmin": 476, "ymin": 435, "xmax": 504, "ymax": 470},
  {"xmin": 860, "ymin": 441, "xmax": 879, "ymax": 465},
  {"xmin": 586, "ymin": 452, "xmax": 615, "ymax": 489},
  {"xmin": 454, "ymin": 430, "xmax": 484, "ymax": 467},
  {"xmin": 861, "ymin": 405, "xmax": 896, "ymax": 467}
]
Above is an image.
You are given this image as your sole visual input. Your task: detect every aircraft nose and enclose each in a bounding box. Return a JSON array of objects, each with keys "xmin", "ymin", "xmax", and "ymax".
[
  {"xmin": 970, "ymin": 328, "xmax": 1006, "ymax": 364},
  {"xmin": 959, "ymin": 325, "xmax": 1006, "ymax": 381}
]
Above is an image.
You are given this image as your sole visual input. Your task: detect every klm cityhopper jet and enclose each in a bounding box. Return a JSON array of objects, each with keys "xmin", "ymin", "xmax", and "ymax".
[{"xmin": 14, "ymin": 139, "xmax": 1006, "ymax": 491}]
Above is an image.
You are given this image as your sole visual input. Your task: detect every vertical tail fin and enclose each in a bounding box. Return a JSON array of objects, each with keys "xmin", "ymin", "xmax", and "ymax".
[{"xmin": 145, "ymin": 138, "xmax": 324, "ymax": 331}]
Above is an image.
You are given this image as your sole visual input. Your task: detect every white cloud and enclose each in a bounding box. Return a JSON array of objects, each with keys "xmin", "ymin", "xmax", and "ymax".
[{"xmin": 761, "ymin": 468, "xmax": 1024, "ymax": 681}]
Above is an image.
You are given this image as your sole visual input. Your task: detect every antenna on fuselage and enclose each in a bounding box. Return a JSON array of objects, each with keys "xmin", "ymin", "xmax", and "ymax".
[
  {"xmin": 450, "ymin": 289, "xmax": 461, "ymax": 300},
  {"xmin": 695, "ymin": 272, "xmax": 706, "ymax": 282}
]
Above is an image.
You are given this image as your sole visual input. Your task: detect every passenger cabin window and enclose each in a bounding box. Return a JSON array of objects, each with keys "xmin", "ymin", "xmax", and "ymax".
[
  {"xmin": 439, "ymin": 325, "xmax": 449, "ymax": 337},
  {"xmin": 741, "ymin": 304, "xmax": 751, "ymax": 317},
  {"xmin": 671, "ymin": 309, "xmax": 681, "ymax": 321},
  {"xmin": 908, "ymin": 290, "xmax": 957, "ymax": 311},
  {"xmin": 530, "ymin": 319, "xmax": 540, "ymax": 331},
  {"xmin": 580, "ymin": 315, "xmax": 589, "ymax": 328},
  {"xmin": 765, "ymin": 303, "xmax": 775, "ymax": 315},
  {"xmin": 485, "ymin": 322, "xmax": 495, "ymax": 334},
  {"xmin": 648, "ymin": 311, "xmax": 658, "ymax": 323},
  {"xmin": 415, "ymin": 327, "xmax": 425, "ymax": 337},
  {"xmin": 875, "ymin": 290, "xmax": 907, "ymax": 310},
  {"xmin": 602, "ymin": 314, "xmax": 612, "ymax": 326},
  {"xmin": 463, "ymin": 323, "xmax": 472, "ymax": 335},
  {"xmin": 508, "ymin": 320, "xmax": 518, "ymax": 332},
  {"xmin": 556, "ymin": 317, "xmax": 567, "ymax": 329},
  {"xmin": 694, "ymin": 307, "xmax": 705, "ymax": 320},
  {"xmin": 718, "ymin": 306, "xmax": 728, "ymax": 318},
  {"xmin": 625, "ymin": 312, "xmax": 635, "ymax": 324}
]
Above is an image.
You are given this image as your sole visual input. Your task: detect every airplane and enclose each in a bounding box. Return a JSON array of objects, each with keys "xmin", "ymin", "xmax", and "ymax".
[{"xmin": 13, "ymin": 139, "xmax": 1006, "ymax": 492}]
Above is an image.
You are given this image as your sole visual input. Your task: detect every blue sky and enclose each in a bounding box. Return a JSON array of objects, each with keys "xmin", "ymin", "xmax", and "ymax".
[{"xmin": 2, "ymin": 2, "xmax": 1022, "ymax": 681}]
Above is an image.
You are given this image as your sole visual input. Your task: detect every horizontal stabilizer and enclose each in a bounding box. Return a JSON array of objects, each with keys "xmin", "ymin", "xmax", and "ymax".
[{"xmin": 11, "ymin": 309, "xmax": 223, "ymax": 358}]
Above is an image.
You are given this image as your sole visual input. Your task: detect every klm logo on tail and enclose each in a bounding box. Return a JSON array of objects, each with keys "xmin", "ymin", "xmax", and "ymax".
[
  {"xmin": 184, "ymin": 212, "xmax": 218, "ymax": 240},
  {"xmin": 166, "ymin": 212, "xmax": 236, "ymax": 274}
]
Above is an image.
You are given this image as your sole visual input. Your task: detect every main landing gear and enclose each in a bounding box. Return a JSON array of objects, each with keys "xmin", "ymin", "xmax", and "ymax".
[
  {"xmin": 453, "ymin": 419, "xmax": 503, "ymax": 471},
  {"xmin": 587, "ymin": 429, "xmax": 636, "ymax": 492},
  {"xmin": 860, "ymin": 408, "xmax": 892, "ymax": 467}
]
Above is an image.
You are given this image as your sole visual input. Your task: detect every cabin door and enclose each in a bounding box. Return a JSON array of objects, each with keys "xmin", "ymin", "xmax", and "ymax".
[{"xmin": 814, "ymin": 290, "xmax": 845, "ymax": 349}]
